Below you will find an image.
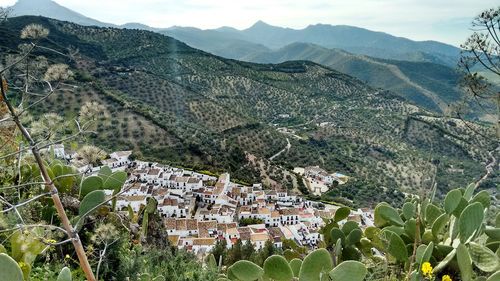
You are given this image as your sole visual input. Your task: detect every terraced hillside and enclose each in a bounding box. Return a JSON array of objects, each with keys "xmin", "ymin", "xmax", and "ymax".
[
  {"xmin": 1, "ymin": 16, "xmax": 496, "ymax": 207},
  {"xmin": 242, "ymin": 43, "xmax": 469, "ymax": 114}
]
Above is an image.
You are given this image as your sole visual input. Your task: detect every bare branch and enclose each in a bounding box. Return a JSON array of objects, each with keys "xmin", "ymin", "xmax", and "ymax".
[
  {"xmin": 0, "ymin": 224, "xmax": 68, "ymax": 235},
  {"xmin": 1, "ymin": 72, "xmax": 97, "ymax": 280},
  {"xmin": 1, "ymin": 192, "xmax": 51, "ymax": 213},
  {"xmin": 0, "ymin": 43, "xmax": 36, "ymax": 74}
]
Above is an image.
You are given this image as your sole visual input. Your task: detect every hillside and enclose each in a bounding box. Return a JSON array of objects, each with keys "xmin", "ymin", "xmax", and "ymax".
[
  {"xmin": 1, "ymin": 16, "xmax": 496, "ymax": 207},
  {"xmin": 9, "ymin": 0, "xmax": 460, "ymax": 66},
  {"xmin": 241, "ymin": 42, "xmax": 464, "ymax": 114},
  {"xmin": 7, "ymin": 0, "xmax": 474, "ymax": 115}
]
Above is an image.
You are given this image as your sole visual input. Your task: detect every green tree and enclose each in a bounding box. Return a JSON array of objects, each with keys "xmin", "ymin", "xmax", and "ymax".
[
  {"xmin": 459, "ymin": 6, "xmax": 500, "ymax": 141},
  {"xmin": 225, "ymin": 239, "xmax": 243, "ymax": 265},
  {"xmin": 256, "ymin": 240, "xmax": 278, "ymax": 266},
  {"xmin": 242, "ymin": 240, "xmax": 256, "ymax": 261},
  {"xmin": 210, "ymin": 239, "xmax": 227, "ymax": 267}
]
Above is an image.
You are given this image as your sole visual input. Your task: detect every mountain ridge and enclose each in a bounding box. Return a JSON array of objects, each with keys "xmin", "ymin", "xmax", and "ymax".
[
  {"xmin": 8, "ymin": 0, "xmax": 460, "ymax": 63},
  {"xmin": 241, "ymin": 42, "xmax": 465, "ymax": 113},
  {"xmin": 1, "ymin": 16, "xmax": 494, "ymax": 200},
  {"xmin": 6, "ymin": 0, "xmax": 472, "ymax": 114}
]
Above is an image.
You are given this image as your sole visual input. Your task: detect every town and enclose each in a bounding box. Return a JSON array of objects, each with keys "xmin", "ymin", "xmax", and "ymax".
[{"xmin": 57, "ymin": 146, "xmax": 375, "ymax": 258}]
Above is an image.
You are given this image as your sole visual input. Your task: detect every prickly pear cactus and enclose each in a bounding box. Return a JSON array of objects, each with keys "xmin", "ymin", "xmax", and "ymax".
[
  {"xmin": 80, "ymin": 175, "xmax": 103, "ymax": 198},
  {"xmin": 229, "ymin": 260, "xmax": 264, "ymax": 281},
  {"xmin": 57, "ymin": 266, "xmax": 72, "ymax": 281},
  {"xmin": 263, "ymin": 255, "xmax": 293, "ymax": 281},
  {"xmin": 328, "ymin": 260, "xmax": 367, "ymax": 281},
  {"xmin": 0, "ymin": 253, "xmax": 23, "ymax": 281},
  {"xmin": 79, "ymin": 190, "xmax": 106, "ymax": 216},
  {"xmin": 298, "ymin": 248, "xmax": 333, "ymax": 281}
]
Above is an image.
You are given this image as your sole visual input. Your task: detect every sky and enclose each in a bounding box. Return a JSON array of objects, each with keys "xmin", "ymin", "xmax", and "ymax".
[{"xmin": 1, "ymin": 0, "xmax": 498, "ymax": 46}]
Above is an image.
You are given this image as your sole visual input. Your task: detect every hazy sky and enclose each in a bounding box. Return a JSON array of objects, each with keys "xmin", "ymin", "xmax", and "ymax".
[{"xmin": 1, "ymin": 0, "xmax": 497, "ymax": 46}]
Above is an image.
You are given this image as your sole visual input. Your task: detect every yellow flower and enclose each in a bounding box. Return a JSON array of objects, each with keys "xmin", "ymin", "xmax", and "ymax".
[
  {"xmin": 421, "ymin": 262, "xmax": 433, "ymax": 278},
  {"xmin": 65, "ymin": 254, "xmax": 71, "ymax": 259},
  {"xmin": 442, "ymin": 275, "xmax": 452, "ymax": 281},
  {"xmin": 18, "ymin": 261, "xmax": 29, "ymax": 271}
]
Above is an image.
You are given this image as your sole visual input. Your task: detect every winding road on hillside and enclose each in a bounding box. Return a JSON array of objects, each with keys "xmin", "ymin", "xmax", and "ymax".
[
  {"xmin": 269, "ymin": 138, "xmax": 291, "ymax": 161},
  {"xmin": 358, "ymin": 56, "xmax": 448, "ymax": 113}
]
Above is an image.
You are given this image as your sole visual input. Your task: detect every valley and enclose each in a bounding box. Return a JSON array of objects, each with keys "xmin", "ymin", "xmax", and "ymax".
[
  {"xmin": 1, "ymin": 16, "xmax": 496, "ymax": 206},
  {"xmin": 1, "ymin": 2, "xmax": 499, "ymax": 281}
]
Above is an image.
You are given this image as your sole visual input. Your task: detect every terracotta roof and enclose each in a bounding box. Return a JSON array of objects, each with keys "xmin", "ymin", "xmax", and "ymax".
[
  {"xmin": 258, "ymin": 208, "xmax": 271, "ymax": 215},
  {"xmin": 232, "ymin": 187, "xmax": 241, "ymax": 196},
  {"xmin": 176, "ymin": 219, "xmax": 187, "ymax": 230},
  {"xmin": 238, "ymin": 227, "xmax": 251, "ymax": 241},
  {"xmin": 217, "ymin": 222, "xmax": 237, "ymax": 232},
  {"xmin": 152, "ymin": 189, "xmax": 168, "ymax": 197},
  {"xmin": 280, "ymin": 208, "xmax": 300, "ymax": 216},
  {"xmin": 198, "ymin": 220, "xmax": 217, "ymax": 229},
  {"xmin": 213, "ymin": 185, "xmax": 225, "ymax": 195},
  {"xmin": 130, "ymin": 183, "xmax": 141, "ymax": 190},
  {"xmin": 240, "ymin": 206, "xmax": 251, "ymax": 213},
  {"xmin": 193, "ymin": 238, "xmax": 216, "ymax": 246},
  {"xmin": 161, "ymin": 198, "xmax": 178, "ymax": 207},
  {"xmin": 168, "ymin": 235, "xmax": 180, "ymax": 246},
  {"xmin": 268, "ymin": 227, "xmax": 285, "ymax": 239},
  {"xmin": 186, "ymin": 219, "xmax": 198, "ymax": 231},
  {"xmin": 187, "ymin": 177, "xmax": 201, "ymax": 184},
  {"xmin": 300, "ymin": 212, "xmax": 315, "ymax": 219},
  {"xmin": 165, "ymin": 218, "xmax": 176, "ymax": 229},
  {"xmin": 251, "ymin": 233, "xmax": 269, "ymax": 242},
  {"xmin": 198, "ymin": 220, "xmax": 217, "ymax": 237},
  {"xmin": 122, "ymin": 195, "xmax": 146, "ymax": 202},
  {"xmin": 348, "ymin": 214, "xmax": 362, "ymax": 223},
  {"xmin": 226, "ymin": 228, "xmax": 239, "ymax": 236},
  {"xmin": 148, "ymin": 169, "xmax": 160, "ymax": 176},
  {"xmin": 265, "ymin": 190, "xmax": 277, "ymax": 196},
  {"xmin": 175, "ymin": 176, "xmax": 189, "ymax": 183}
]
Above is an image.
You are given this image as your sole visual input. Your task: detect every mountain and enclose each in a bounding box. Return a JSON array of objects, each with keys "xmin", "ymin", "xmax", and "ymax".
[
  {"xmin": 10, "ymin": 0, "xmax": 115, "ymax": 27},
  {"xmin": 1, "ymin": 16, "xmax": 495, "ymax": 205},
  {"xmin": 10, "ymin": 0, "xmax": 158, "ymax": 31},
  {"xmin": 177, "ymin": 21, "xmax": 461, "ymax": 66},
  {"xmin": 241, "ymin": 42, "xmax": 464, "ymax": 113},
  {"xmin": 7, "ymin": 0, "xmax": 471, "ymax": 114},
  {"xmin": 161, "ymin": 27, "xmax": 271, "ymax": 60},
  {"xmin": 9, "ymin": 0, "xmax": 460, "ymax": 65}
]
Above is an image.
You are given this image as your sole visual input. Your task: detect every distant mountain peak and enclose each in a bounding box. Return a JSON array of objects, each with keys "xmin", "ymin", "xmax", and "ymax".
[
  {"xmin": 247, "ymin": 20, "xmax": 274, "ymax": 29},
  {"xmin": 214, "ymin": 26, "xmax": 239, "ymax": 33},
  {"xmin": 10, "ymin": 0, "xmax": 115, "ymax": 27}
]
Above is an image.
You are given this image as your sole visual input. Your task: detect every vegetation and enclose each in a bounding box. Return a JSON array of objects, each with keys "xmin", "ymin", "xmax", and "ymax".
[
  {"xmin": 0, "ymin": 21, "xmax": 217, "ymax": 281},
  {"xmin": 239, "ymin": 218, "xmax": 265, "ymax": 226},
  {"xmin": 322, "ymin": 179, "xmax": 405, "ymax": 208},
  {"xmin": 211, "ymin": 239, "xmax": 282, "ymax": 269},
  {"xmin": 459, "ymin": 6, "xmax": 500, "ymax": 140},
  {"xmin": 0, "ymin": 7, "xmax": 498, "ymax": 281},
  {"xmin": 0, "ymin": 15, "xmax": 496, "ymax": 203},
  {"xmin": 215, "ymin": 185, "xmax": 500, "ymax": 281}
]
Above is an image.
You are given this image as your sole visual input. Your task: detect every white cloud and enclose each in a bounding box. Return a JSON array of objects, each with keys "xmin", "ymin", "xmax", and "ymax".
[{"xmin": 1, "ymin": 0, "xmax": 497, "ymax": 45}]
